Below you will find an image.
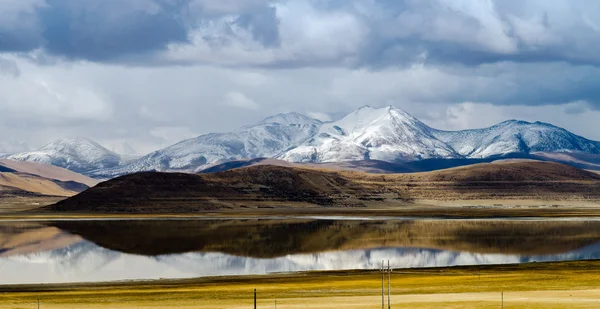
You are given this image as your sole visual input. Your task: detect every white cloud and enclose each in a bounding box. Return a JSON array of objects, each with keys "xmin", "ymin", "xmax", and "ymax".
[
  {"xmin": 0, "ymin": 56, "xmax": 20, "ymax": 77},
  {"xmin": 0, "ymin": 57, "xmax": 113, "ymax": 122},
  {"xmin": 306, "ymin": 112, "xmax": 332, "ymax": 122},
  {"xmin": 166, "ymin": 0, "xmax": 366, "ymax": 66},
  {"xmin": 150, "ymin": 126, "xmax": 198, "ymax": 141},
  {"xmin": 223, "ymin": 91, "xmax": 260, "ymax": 110}
]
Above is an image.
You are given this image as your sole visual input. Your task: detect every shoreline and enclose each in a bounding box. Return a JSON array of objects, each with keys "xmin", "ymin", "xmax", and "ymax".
[
  {"xmin": 3, "ymin": 214, "xmax": 600, "ymax": 222},
  {"xmin": 3, "ymin": 204, "xmax": 600, "ymax": 220}
]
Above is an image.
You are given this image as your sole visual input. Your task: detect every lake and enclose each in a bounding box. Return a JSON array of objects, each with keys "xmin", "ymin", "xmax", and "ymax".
[{"xmin": 1, "ymin": 218, "xmax": 600, "ymax": 284}]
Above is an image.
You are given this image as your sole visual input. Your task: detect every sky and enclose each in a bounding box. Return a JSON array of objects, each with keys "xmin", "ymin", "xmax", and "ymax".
[{"xmin": 1, "ymin": 0, "xmax": 600, "ymax": 155}]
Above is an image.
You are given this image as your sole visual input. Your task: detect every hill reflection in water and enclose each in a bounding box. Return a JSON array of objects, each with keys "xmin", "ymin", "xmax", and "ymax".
[{"xmin": 1, "ymin": 218, "xmax": 599, "ymax": 284}]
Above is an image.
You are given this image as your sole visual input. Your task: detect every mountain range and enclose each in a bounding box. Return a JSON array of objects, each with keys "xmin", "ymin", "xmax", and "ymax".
[{"xmin": 5, "ymin": 106, "xmax": 600, "ymax": 178}]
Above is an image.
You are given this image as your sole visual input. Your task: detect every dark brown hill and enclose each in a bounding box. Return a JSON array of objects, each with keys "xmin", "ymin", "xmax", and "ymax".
[{"xmin": 41, "ymin": 161, "xmax": 600, "ymax": 213}]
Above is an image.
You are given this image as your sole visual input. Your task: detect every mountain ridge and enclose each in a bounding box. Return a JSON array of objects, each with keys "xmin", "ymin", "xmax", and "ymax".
[{"xmin": 6, "ymin": 106, "xmax": 600, "ymax": 178}]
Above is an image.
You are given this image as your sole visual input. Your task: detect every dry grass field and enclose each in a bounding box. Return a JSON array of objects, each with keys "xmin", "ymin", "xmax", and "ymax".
[{"xmin": 0, "ymin": 261, "xmax": 599, "ymax": 308}]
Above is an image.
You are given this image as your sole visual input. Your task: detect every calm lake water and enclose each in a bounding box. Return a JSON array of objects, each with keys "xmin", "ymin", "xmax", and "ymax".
[{"xmin": 1, "ymin": 218, "xmax": 600, "ymax": 284}]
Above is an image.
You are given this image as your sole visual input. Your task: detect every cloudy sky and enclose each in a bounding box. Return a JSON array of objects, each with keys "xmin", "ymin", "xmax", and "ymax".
[{"xmin": 1, "ymin": 0, "xmax": 600, "ymax": 155}]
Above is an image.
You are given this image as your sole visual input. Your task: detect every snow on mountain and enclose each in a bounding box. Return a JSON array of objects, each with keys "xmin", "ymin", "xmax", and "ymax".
[
  {"xmin": 34, "ymin": 106, "xmax": 600, "ymax": 178},
  {"xmin": 432, "ymin": 120, "xmax": 600, "ymax": 158},
  {"xmin": 94, "ymin": 113, "xmax": 322, "ymax": 177},
  {"xmin": 279, "ymin": 106, "xmax": 459, "ymax": 163},
  {"xmin": 7, "ymin": 137, "xmax": 122, "ymax": 174}
]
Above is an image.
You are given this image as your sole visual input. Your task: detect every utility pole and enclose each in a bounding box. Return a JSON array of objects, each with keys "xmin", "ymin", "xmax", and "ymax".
[
  {"xmin": 381, "ymin": 260, "xmax": 385, "ymax": 309},
  {"xmin": 37, "ymin": 297, "xmax": 40, "ymax": 309},
  {"xmin": 275, "ymin": 300, "xmax": 277, "ymax": 309},
  {"xmin": 387, "ymin": 260, "xmax": 391, "ymax": 309},
  {"xmin": 254, "ymin": 289, "xmax": 257, "ymax": 309},
  {"xmin": 502, "ymin": 291, "xmax": 504, "ymax": 309}
]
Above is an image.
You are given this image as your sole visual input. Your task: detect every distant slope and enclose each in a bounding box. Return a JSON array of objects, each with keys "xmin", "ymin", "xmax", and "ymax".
[
  {"xmin": 7, "ymin": 137, "xmax": 121, "ymax": 175},
  {"xmin": 43, "ymin": 161, "xmax": 600, "ymax": 213},
  {"xmin": 200, "ymin": 153, "xmax": 568, "ymax": 174},
  {"xmin": 199, "ymin": 158, "xmax": 418, "ymax": 174},
  {"xmin": 0, "ymin": 159, "xmax": 95, "ymax": 199},
  {"xmin": 0, "ymin": 159, "xmax": 98, "ymax": 187},
  {"xmin": 407, "ymin": 160, "xmax": 600, "ymax": 182},
  {"xmin": 0, "ymin": 173, "xmax": 85, "ymax": 197}
]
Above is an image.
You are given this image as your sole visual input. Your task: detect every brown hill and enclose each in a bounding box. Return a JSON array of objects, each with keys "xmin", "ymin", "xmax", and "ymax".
[
  {"xmin": 399, "ymin": 160, "xmax": 600, "ymax": 182},
  {"xmin": 200, "ymin": 158, "xmax": 418, "ymax": 174},
  {"xmin": 201, "ymin": 153, "xmax": 600, "ymax": 175},
  {"xmin": 41, "ymin": 160, "xmax": 600, "ymax": 213},
  {"xmin": 0, "ymin": 172, "xmax": 89, "ymax": 197},
  {"xmin": 0, "ymin": 160, "xmax": 96, "ymax": 206},
  {"xmin": 0, "ymin": 159, "xmax": 98, "ymax": 187}
]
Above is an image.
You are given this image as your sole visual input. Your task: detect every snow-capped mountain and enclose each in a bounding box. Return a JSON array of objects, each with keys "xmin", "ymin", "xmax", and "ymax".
[
  {"xmin": 7, "ymin": 137, "xmax": 122, "ymax": 174},
  {"xmin": 93, "ymin": 106, "xmax": 600, "ymax": 177},
  {"xmin": 279, "ymin": 106, "xmax": 460, "ymax": 162},
  {"xmin": 432, "ymin": 120, "xmax": 600, "ymax": 158},
  {"xmin": 93, "ymin": 112, "xmax": 322, "ymax": 177},
  {"xmin": 22, "ymin": 106, "xmax": 600, "ymax": 178}
]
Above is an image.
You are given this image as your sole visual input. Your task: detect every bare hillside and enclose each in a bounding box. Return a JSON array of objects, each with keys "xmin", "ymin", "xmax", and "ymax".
[
  {"xmin": 0, "ymin": 159, "xmax": 98, "ymax": 187},
  {"xmin": 42, "ymin": 161, "xmax": 600, "ymax": 213}
]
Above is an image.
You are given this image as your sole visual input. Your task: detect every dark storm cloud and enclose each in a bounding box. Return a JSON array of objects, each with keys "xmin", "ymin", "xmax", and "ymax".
[
  {"xmin": 0, "ymin": 0, "xmax": 274, "ymax": 62},
  {"xmin": 234, "ymin": 5, "xmax": 280, "ymax": 47},
  {"xmin": 1, "ymin": 0, "xmax": 600, "ymax": 68},
  {"xmin": 37, "ymin": 0, "xmax": 190, "ymax": 61}
]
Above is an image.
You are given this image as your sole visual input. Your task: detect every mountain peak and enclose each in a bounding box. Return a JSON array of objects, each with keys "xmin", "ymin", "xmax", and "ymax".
[
  {"xmin": 39, "ymin": 137, "xmax": 118, "ymax": 157},
  {"xmin": 496, "ymin": 119, "xmax": 562, "ymax": 130},
  {"xmin": 350, "ymin": 105, "xmax": 413, "ymax": 118},
  {"xmin": 279, "ymin": 105, "xmax": 458, "ymax": 163},
  {"xmin": 341, "ymin": 105, "xmax": 420, "ymax": 130},
  {"xmin": 497, "ymin": 119, "xmax": 531, "ymax": 126},
  {"xmin": 259, "ymin": 112, "xmax": 322, "ymax": 126},
  {"xmin": 8, "ymin": 137, "xmax": 121, "ymax": 174},
  {"xmin": 41, "ymin": 136, "xmax": 108, "ymax": 149}
]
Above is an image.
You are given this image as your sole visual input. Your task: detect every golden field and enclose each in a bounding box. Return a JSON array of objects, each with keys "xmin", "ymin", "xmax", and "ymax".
[{"xmin": 1, "ymin": 261, "xmax": 599, "ymax": 308}]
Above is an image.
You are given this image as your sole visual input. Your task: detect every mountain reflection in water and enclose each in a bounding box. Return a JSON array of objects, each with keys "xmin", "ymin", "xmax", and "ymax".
[{"xmin": 1, "ymin": 218, "xmax": 600, "ymax": 284}]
